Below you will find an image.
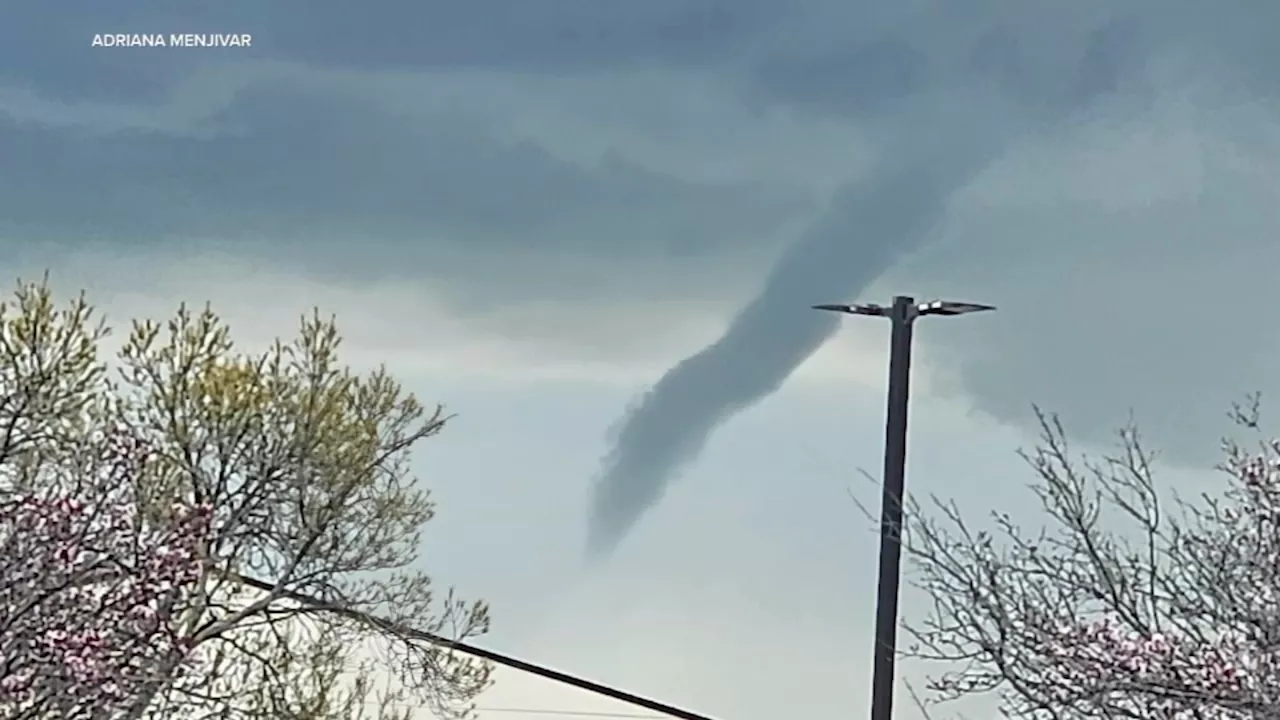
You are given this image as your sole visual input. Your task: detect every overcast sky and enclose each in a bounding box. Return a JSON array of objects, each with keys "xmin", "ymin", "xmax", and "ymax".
[{"xmin": 5, "ymin": 2, "xmax": 1280, "ymax": 719}]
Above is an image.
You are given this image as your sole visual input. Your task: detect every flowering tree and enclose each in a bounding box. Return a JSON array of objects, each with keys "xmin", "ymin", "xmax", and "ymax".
[
  {"xmin": 0, "ymin": 278, "xmax": 491, "ymax": 720},
  {"xmin": 904, "ymin": 400, "xmax": 1280, "ymax": 720},
  {"xmin": 0, "ymin": 427, "xmax": 209, "ymax": 720}
]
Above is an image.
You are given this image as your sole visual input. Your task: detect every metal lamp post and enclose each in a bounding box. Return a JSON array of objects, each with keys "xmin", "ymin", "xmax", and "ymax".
[{"xmin": 812, "ymin": 295, "xmax": 995, "ymax": 720}]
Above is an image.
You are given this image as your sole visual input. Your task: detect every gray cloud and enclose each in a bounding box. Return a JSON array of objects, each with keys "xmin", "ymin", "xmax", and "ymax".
[
  {"xmin": 0, "ymin": 69, "xmax": 814, "ymax": 312},
  {"xmin": 585, "ymin": 7, "xmax": 1170, "ymax": 554},
  {"xmin": 908, "ymin": 99, "xmax": 1280, "ymax": 464},
  {"xmin": 6, "ymin": 0, "xmax": 1280, "ymax": 548},
  {"xmin": 587, "ymin": 106, "xmax": 1015, "ymax": 556}
]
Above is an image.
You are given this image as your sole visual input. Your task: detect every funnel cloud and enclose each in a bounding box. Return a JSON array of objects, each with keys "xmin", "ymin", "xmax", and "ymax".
[
  {"xmin": 587, "ymin": 16, "xmax": 1148, "ymax": 558},
  {"xmin": 587, "ymin": 129, "xmax": 1006, "ymax": 558}
]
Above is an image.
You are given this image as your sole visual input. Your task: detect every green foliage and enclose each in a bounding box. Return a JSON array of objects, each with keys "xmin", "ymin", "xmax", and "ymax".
[{"xmin": 0, "ymin": 277, "xmax": 492, "ymax": 720}]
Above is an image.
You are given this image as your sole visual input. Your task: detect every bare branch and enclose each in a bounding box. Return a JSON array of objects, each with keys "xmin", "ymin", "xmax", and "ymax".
[{"xmin": 903, "ymin": 403, "xmax": 1280, "ymax": 720}]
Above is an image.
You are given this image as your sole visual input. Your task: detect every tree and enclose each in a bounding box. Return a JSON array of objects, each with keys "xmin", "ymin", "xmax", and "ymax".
[
  {"xmin": 0, "ymin": 427, "xmax": 209, "ymax": 720},
  {"xmin": 0, "ymin": 278, "xmax": 491, "ymax": 719},
  {"xmin": 904, "ymin": 401, "xmax": 1280, "ymax": 720}
]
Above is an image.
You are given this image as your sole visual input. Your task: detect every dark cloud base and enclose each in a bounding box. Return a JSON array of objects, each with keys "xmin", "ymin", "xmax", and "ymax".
[{"xmin": 4, "ymin": 0, "xmax": 1280, "ymax": 540}]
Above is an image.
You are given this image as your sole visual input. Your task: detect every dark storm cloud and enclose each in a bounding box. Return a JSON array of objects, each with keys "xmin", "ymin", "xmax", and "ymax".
[
  {"xmin": 588, "ymin": 5, "xmax": 1280, "ymax": 552},
  {"xmin": 752, "ymin": 37, "xmax": 929, "ymax": 116},
  {"xmin": 0, "ymin": 77, "xmax": 811, "ymax": 304},
  {"xmin": 0, "ymin": 0, "xmax": 271, "ymax": 102},
  {"xmin": 906, "ymin": 129, "xmax": 1280, "ymax": 465},
  {"xmin": 252, "ymin": 1, "xmax": 774, "ymax": 73},
  {"xmin": 0, "ymin": 0, "xmax": 826, "ymax": 303},
  {"xmin": 6, "ymin": 0, "xmax": 1280, "ymax": 552},
  {"xmin": 0, "ymin": 0, "xmax": 772, "ymax": 89},
  {"xmin": 588, "ymin": 120, "xmax": 1012, "ymax": 557},
  {"xmin": 586, "ymin": 7, "xmax": 1167, "ymax": 554}
]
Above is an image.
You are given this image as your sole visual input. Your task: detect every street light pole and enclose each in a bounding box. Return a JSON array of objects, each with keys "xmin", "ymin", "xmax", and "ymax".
[
  {"xmin": 870, "ymin": 295, "xmax": 914, "ymax": 720},
  {"xmin": 813, "ymin": 295, "xmax": 994, "ymax": 720}
]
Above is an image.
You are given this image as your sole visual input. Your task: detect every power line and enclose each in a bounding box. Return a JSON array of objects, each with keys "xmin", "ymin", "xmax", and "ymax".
[
  {"xmin": 477, "ymin": 710, "xmax": 661, "ymax": 718},
  {"xmin": 230, "ymin": 574, "xmax": 719, "ymax": 720}
]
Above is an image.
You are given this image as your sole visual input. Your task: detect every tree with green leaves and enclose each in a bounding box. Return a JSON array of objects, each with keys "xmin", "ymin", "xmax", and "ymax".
[{"xmin": 0, "ymin": 277, "xmax": 491, "ymax": 720}]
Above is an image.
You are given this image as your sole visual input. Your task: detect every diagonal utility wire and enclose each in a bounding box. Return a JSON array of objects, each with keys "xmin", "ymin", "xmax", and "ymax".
[
  {"xmin": 231, "ymin": 574, "xmax": 720, "ymax": 720},
  {"xmin": 477, "ymin": 709, "xmax": 661, "ymax": 717}
]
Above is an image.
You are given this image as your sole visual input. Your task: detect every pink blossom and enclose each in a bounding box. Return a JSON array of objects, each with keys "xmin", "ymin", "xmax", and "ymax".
[
  {"xmin": 0, "ymin": 426, "xmax": 208, "ymax": 718},
  {"xmin": 908, "ymin": 409, "xmax": 1280, "ymax": 720}
]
